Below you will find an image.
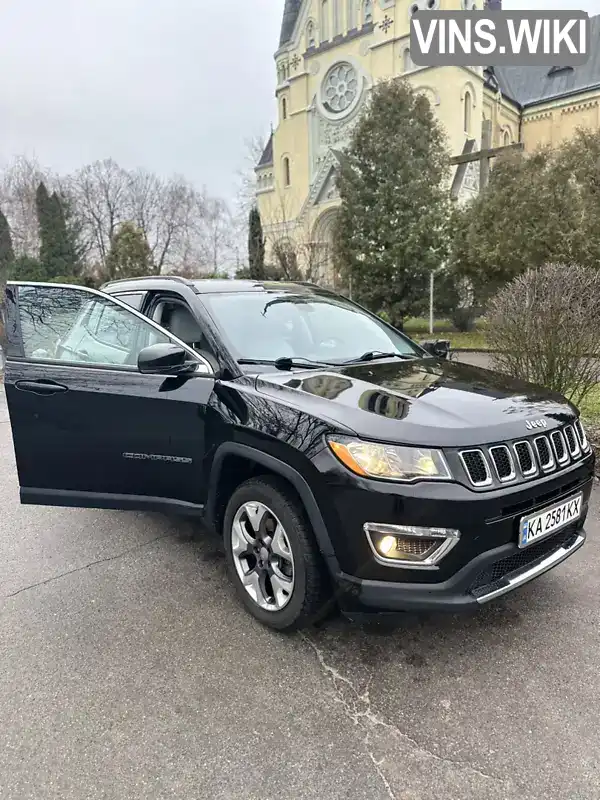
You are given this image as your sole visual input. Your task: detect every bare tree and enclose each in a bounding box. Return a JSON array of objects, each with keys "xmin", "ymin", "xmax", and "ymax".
[
  {"xmin": 68, "ymin": 159, "xmax": 130, "ymax": 268},
  {"xmin": 235, "ymin": 134, "xmax": 269, "ymax": 217},
  {"xmin": 228, "ymin": 134, "xmax": 271, "ymax": 274},
  {"xmin": 488, "ymin": 263, "xmax": 600, "ymax": 405},
  {"xmin": 0, "ymin": 155, "xmax": 52, "ymax": 257},
  {"xmin": 129, "ymin": 171, "xmax": 203, "ymax": 273},
  {"xmin": 67, "ymin": 160, "xmax": 212, "ymax": 277},
  {"xmin": 260, "ymin": 191, "xmax": 329, "ymax": 283},
  {"xmin": 196, "ymin": 194, "xmax": 236, "ymax": 274},
  {"xmin": 0, "ymin": 155, "xmax": 234, "ymax": 281}
]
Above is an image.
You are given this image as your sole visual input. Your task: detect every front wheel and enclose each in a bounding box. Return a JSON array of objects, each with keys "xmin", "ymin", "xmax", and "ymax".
[{"xmin": 223, "ymin": 476, "xmax": 331, "ymax": 631}]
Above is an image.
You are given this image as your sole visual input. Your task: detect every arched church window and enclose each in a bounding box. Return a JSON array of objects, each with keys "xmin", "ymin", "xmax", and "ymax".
[
  {"xmin": 347, "ymin": 0, "xmax": 355, "ymax": 30},
  {"xmin": 503, "ymin": 129, "xmax": 511, "ymax": 146},
  {"xmin": 321, "ymin": 0, "xmax": 330, "ymax": 41},
  {"xmin": 333, "ymin": 0, "xmax": 342, "ymax": 36},
  {"xmin": 283, "ymin": 157, "xmax": 291, "ymax": 187},
  {"xmin": 363, "ymin": 0, "xmax": 373, "ymax": 25},
  {"xmin": 282, "ymin": 98, "xmax": 288, "ymax": 120},
  {"xmin": 403, "ymin": 47, "xmax": 413, "ymax": 73},
  {"xmin": 306, "ymin": 20, "xmax": 316, "ymax": 48},
  {"xmin": 464, "ymin": 91, "xmax": 472, "ymax": 135}
]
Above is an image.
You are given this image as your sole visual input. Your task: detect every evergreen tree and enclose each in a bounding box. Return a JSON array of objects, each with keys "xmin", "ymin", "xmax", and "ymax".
[
  {"xmin": 8, "ymin": 255, "xmax": 47, "ymax": 281},
  {"xmin": 450, "ymin": 130, "xmax": 600, "ymax": 305},
  {"xmin": 105, "ymin": 221, "xmax": 153, "ymax": 280},
  {"xmin": 0, "ymin": 209, "xmax": 14, "ymax": 354},
  {"xmin": 60, "ymin": 193, "xmax": 86, "ymax": 276},
  {"xmin": 36, "ymin": 182, "xmax": 79, "ymax": 280},
  {"xmin": 334, "ymin": 79, "xmax": 451, "ymax": 326},
  {"xmin": 0, "ymin": 209, "xmax": 15, "ymax": 280},
  {"xmin": 248, "ymin": 206, "xmax": 266, "ymax": 280}
]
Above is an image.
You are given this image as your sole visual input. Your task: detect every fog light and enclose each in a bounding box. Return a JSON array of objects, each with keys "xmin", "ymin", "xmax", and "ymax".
[
  {"xmin": 378, "ymin": 535, "xmax": 398, "ymax": 556},
  {"xmin": 364, "ymin": 523, "xmax": 460, "ymax": 569}
]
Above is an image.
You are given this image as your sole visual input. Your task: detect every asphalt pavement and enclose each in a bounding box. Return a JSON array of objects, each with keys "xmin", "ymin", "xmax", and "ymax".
[{"xmin": 1, "ymin": 392, "xmax": 600, "ymax": 800}]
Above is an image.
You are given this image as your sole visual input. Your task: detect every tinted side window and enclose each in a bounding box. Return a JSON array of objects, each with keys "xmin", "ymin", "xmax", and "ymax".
[
  {"xmin": 17, "ymin": 286, "xmax": 170, "ymax": 367},
  {"xmin": 112, "ymin": 292, "xmax": 146, "ymax": 311},
  {"xmin": 88, "ymin": 303, "xmax": 140, "ymax": 351}
]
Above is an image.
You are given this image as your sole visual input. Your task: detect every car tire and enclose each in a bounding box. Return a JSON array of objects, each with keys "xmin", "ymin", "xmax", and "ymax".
[{"xmin": 223, "ymin": 476, "xmax": 331, "ymax": 631}]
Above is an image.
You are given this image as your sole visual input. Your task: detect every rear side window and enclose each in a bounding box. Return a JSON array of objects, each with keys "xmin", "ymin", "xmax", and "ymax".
[{"xmin": 112, "ymin": 292, "xmax": 146, "ymax": 311}]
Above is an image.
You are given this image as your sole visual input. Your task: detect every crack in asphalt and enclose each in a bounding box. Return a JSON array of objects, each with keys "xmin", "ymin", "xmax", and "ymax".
[
  {"xmin": 367, "ymin": 750, "xmax": 396, "ymax": 800},
  {"xmin": 300, "ymin": 632, "xmax": 514, "ymax": 798},
  {"xmin": 4, "ymin": 533, "xmax": 176, "ymax": 600}
]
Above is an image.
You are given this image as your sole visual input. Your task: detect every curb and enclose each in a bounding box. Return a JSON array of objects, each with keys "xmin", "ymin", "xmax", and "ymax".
[
  {"xmin": 451, "ymin": 348, "xmax": 496, "ymax": 354},
  {"xmin": 450, "ymin": 348, "xmax": 600, "ymax": 357},
  {"xmin": 590, "ymin": 440, "xmax": 600, "ymax": 477}
]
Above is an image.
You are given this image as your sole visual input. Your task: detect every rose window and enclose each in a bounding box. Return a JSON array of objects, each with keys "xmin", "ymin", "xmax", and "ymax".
[{"xmin": 322, "ymin": 63, "xmax": 359, "ymax": 115}]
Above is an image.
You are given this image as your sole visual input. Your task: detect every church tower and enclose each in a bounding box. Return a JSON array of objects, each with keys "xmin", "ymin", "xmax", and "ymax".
[{"xmin": 255, "ymin": 1, "xmax": 504, "ymax": 286}]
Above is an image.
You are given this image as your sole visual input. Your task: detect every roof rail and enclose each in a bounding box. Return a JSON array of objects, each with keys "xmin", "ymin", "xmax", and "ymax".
[{"xmin": 102, "ymin": 274, "xmax": 195, "ymax": 288}]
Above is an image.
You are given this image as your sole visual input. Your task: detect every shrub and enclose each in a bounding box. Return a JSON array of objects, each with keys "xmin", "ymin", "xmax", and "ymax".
[
  {"xmin": 487, "ymin": 263, "xmax": 600, "ymax": 405},
  {"xmin": 377, "ymin": 310, "xmax": 391, "ymax": 324},
  {"xmin": 451, "ymin": 306, "xmax": 477, "ymax": 333}
]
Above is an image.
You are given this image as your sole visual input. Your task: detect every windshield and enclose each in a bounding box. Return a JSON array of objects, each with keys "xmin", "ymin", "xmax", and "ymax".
[{"xmin": 201, "ymin": 292, "xmax": 423, "ymax": 364}]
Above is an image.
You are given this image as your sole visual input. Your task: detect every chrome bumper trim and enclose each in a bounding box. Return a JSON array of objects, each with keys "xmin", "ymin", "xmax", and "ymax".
[{"xmin": 475, "ymin": 532, "xmax": 586, "ymax": 604}]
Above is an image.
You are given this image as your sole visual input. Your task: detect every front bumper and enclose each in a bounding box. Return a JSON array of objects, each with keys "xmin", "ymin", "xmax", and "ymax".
[
  {"xmin": 317, "ymin": 452, "xmax": 595, "ymax": 618},
  {"xmin": 336, "ymin": 523, "xmax": 586, "ymax": 618}
]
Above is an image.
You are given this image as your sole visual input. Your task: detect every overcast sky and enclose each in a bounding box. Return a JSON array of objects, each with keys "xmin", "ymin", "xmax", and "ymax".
[{"xmin": 0, "ymin": 1, "xmax": 596, "ymax": 205}]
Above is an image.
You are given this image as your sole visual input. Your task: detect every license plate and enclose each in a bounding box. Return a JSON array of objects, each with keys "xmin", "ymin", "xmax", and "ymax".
[{"xmin": 519, "ymin": 493, "xmax": 582, "ymax": 548}]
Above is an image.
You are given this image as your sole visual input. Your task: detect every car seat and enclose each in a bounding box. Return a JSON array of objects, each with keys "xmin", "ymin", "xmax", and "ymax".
[{"xmin": 165, "ymin": 305, "xmax": 209, "ymax": 353}]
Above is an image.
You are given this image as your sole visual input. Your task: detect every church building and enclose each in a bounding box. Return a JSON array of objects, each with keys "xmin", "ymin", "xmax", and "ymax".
[{"xmin": 255, "ymin": 1, "xmax": 600, "ymax": 285}]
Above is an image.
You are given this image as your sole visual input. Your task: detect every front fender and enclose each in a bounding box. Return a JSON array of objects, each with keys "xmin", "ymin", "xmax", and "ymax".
[{"xmin": 205, "ymin": 441, "xmax": 339, "ymax": 575}]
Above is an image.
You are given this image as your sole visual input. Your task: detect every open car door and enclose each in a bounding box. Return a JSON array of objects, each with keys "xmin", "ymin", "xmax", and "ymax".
[{"xmin": 3, "ymin": 282, "xmax": 215, "ymax": 515}]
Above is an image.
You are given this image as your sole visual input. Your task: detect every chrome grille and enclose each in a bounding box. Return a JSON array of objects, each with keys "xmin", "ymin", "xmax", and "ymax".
[
  {"xmin": 459, "ymin": 422, "xmax": 589, "ymax": 488},
  {"xmin": 550, "ymin": 430, "xmax": 568, "ymax": 465},
  {"xmin": 514, "ymin": 441, "xmax": 537, "ymax": 477},
  {"xmin": 459, "ymin": 450, "xmax": 491, "ymax": 487},
  {"xmin": 489, "ymin": 445, "xmax": 515, "ymax": 482},
  {"xmin": 564, "ymin": 425, "xmax": 580, "ymax": 457},
  {"xmin": 575, "ymin": 420, "xmax": 589, "ymax": 451},
  {"xmin": 534, "ymin": 436, "xmax": 554, "ymax": 471}
]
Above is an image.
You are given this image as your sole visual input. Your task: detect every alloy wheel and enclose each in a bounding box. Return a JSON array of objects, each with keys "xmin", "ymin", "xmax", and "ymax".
[{"xmin": 230, "ymin": 501, "xmax": 296, "ymax": 612}]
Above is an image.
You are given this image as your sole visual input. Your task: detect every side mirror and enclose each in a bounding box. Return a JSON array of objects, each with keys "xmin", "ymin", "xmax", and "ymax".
[
  {"xmin": 138, "ymin": 343, "xmax": 194, "ymax": 375},
  {"xmin": 420, "ymin": 339, "xmax": 450, "ymax": 360}
]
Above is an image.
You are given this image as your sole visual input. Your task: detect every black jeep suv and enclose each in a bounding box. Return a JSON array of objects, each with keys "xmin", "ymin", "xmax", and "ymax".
[{"xmin": 3, "ymin": 277, "xmax": 594, "ymax": 630}]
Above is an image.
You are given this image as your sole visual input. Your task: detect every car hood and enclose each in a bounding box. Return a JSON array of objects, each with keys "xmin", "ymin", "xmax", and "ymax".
[{"xmin": 254, "ymin": 358, "xmax": 578, "ymax": 447}]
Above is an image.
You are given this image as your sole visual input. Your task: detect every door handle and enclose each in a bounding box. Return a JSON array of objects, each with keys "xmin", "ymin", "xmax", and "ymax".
[{"xmin": 15, "ymin": 380, "xmax": 69, "ymax": 395}]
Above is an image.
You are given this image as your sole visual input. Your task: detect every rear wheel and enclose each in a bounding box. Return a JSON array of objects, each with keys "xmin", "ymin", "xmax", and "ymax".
[{"xmin": 223, "ymin": 476, "xmax": 331, "ymax": 631}]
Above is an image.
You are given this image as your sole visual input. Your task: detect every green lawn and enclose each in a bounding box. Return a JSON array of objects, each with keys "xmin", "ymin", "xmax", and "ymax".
[
  {"xmin": 404, "ymin": 317, "xmax": 490, "ymax": 351},
  {"xmin": 577, "ymin": 385, "xmax": 600, "ymax": 424}
]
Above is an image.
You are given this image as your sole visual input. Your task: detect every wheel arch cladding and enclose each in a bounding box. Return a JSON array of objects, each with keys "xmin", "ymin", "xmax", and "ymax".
[{"xmin": 207, "ymin": 442, "xmax": 339, "ymax": 574}]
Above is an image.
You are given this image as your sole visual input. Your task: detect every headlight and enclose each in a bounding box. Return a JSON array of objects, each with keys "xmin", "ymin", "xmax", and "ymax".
[{"xmin": 327, "ymin": 436, "xmax": 451, "ymax": 481}]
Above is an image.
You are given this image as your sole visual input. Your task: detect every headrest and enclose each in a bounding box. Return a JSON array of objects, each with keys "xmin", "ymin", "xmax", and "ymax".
[{"xmin": 168, "ymin": 306, "xmax": 204, "ymax": 344}]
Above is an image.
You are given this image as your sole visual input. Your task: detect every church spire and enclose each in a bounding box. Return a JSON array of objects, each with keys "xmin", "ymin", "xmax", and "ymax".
[{"xmin": 280, "ymin": 0, "xmax": 303, "ymax": 47}]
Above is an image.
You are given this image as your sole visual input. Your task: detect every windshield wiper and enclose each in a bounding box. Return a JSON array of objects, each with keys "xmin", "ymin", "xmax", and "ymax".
[
  {"xmin": 238, "ymin": 357, "xmax": 330, "ymax": 371},
  {"xmin": 342, "ymin": 351, "xmax": 416, "ymax": 365}
]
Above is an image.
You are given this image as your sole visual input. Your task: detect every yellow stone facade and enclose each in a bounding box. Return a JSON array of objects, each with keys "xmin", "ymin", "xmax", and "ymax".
[{"xmin": 256, "ymin": 1, "xmax": 600, "ymax": 284}]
